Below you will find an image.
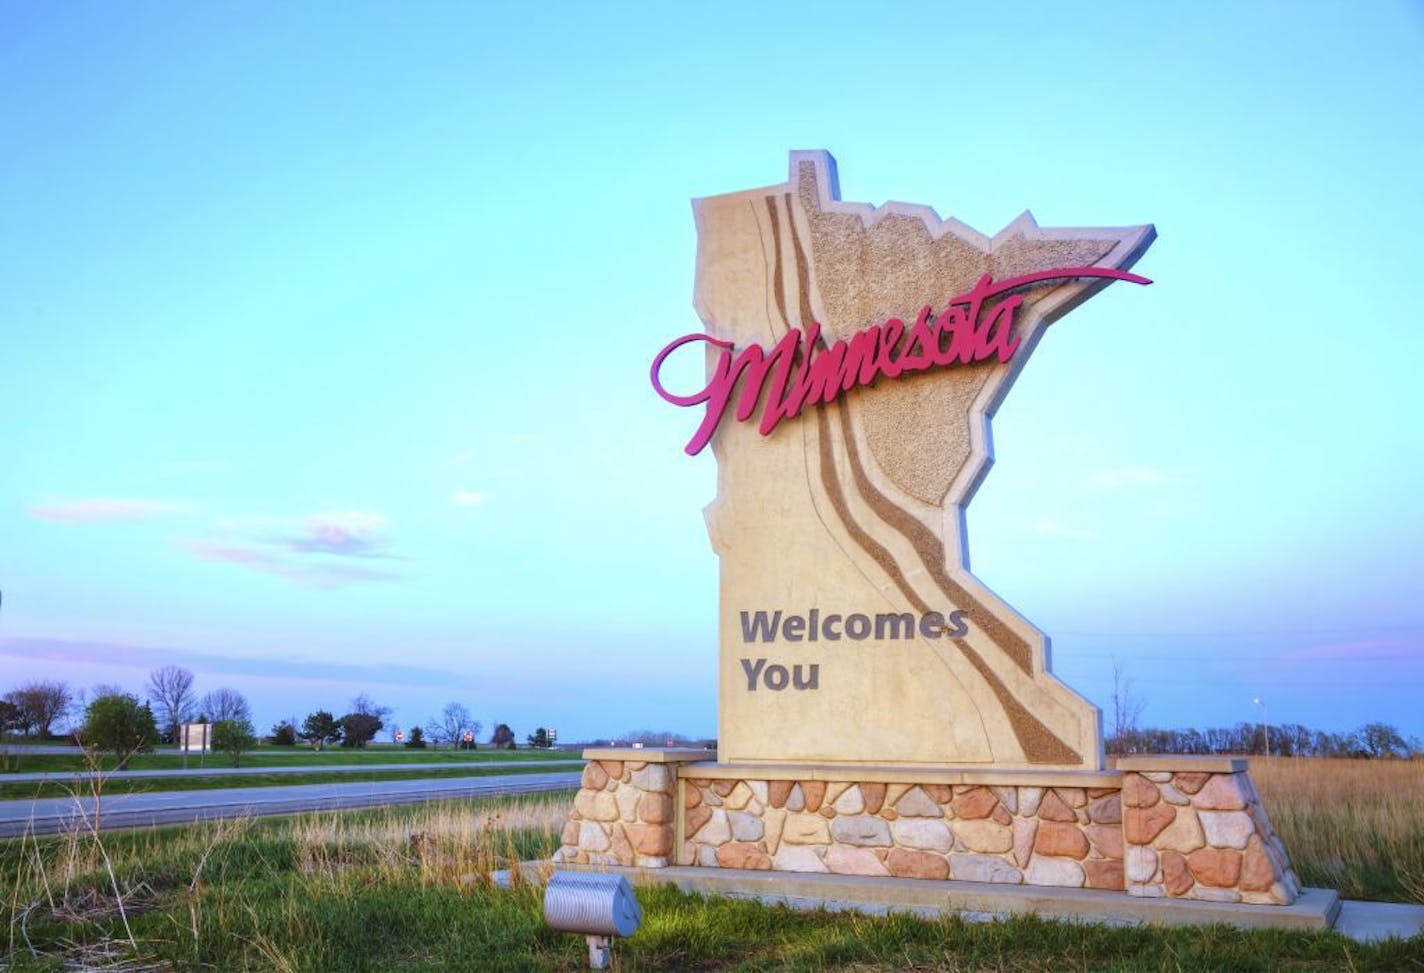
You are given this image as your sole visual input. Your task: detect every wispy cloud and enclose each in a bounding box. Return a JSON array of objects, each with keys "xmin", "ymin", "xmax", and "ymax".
[
  {"xmin": 1028, "ymin": 516, "xmax": 1095, "ymax": 541},
  {"xmin": 27, "ymin": 498, "xmax": 187, "ymax": 523},
  {"xmin": 178, "ymin": 538, "xmax": 400, "ymax": 589},
  {"xmin": 449, "ymin": 490, "xmax": 489, "ymax": 507},
  {"xmin": 281, "ymin": 510, "xmax": 392, "ymax": 557},
  {"xmin": 177, "ymin": 509, "xmax": 402, "ymax": 588},
  {"xmin": 1092, "ymin": 466, "xmax": 1169, "ymax": 488}
]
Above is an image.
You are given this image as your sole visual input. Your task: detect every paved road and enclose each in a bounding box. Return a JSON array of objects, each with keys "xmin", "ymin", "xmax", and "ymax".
[
  {"xmin": 1, "ymin": 759, "xmax": 582, "ymax": 784},
  {"xmin": 0, "ymin": 771, "xmax": 581, "ymax": 837}
]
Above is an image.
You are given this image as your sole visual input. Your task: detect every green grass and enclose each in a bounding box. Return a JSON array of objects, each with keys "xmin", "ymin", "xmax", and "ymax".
[
  {"xmin": 0, "ymin": 762, "xmax": 576, "ymax": 801},
  {"xmin": 0, "ymin": 745, "xmax": 573, "ymax": 775},
  {"xmin": 2, "ymin": 794, "xmax": 1420, "ymax": 972}
]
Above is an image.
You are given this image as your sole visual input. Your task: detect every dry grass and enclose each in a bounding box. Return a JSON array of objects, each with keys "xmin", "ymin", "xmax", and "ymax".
[{"xmin": 1252, "ymin": 756, "xmax": 1424, "ymax": 902}]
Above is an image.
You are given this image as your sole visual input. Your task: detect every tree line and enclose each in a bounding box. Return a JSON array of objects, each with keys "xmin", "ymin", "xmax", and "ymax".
[
  {"xmin": 1107, "ymin": 721, "xmax": 1421, "ymax": 759},
  {"xmin": 1, "ymin": 669, "xmax": 536, "ymax": 768}
]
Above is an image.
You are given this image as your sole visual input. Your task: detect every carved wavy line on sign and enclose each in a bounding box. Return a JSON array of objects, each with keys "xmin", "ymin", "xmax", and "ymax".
[
  {"xmin": 783, "ymin": 188, "xmax": 1079, "ymax": 765},
  {"xmin": 765, "ymin": 196, "xmax": 788, "ymax": 329}
]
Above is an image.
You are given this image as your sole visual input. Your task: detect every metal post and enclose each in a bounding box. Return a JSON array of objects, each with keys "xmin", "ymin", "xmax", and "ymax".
[{"xmin": 586, "ymin": 934, "xmax": 611, "ymax": 970}]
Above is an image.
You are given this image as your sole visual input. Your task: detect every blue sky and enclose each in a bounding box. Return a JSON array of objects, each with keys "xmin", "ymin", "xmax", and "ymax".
[{"xmin": 2, "ymin": 1, "xmax": 1421, "ymax": 743}]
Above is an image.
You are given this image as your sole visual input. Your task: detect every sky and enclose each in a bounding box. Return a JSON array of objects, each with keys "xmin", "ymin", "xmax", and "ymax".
[{"xmin": 2, "ymin": 1, "xmax": 1421, "ymax": 745}]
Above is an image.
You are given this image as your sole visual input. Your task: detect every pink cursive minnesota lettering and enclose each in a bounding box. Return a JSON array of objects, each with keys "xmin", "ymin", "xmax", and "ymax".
[{"xmin": 650, "ymin": 266, "xmax": 1151, "ymax": 455}]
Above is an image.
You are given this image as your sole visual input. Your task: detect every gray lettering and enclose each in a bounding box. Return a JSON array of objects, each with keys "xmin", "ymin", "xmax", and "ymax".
[
  {"xmin": 823, "ymin": 614, "xmax": 842, "ymax": 640},
  {"xmin": 782, "ymin": 615, "xmax": 805, "ymax": 642},
  {"xmin": 741, "ymin": 657, "xmax": 766, "ymax": 690},
  {"xmin": 793, "ymin": 664, "xmax": 819, "ymax": 690},
  {"xmin": 739, "ymin": 611, "xmax": 782, "ymax": 642},
  {"xmin": 808, "ymin": 608, "xmax": 819, "ymax": 642},
  {"xmin": 763, "ymin": 664, "xmax": 789, "ymax": 691},
  {"xmin": 846, "ymin": 613, "xmax": 871, "ymax": 640},
  {"xmin": 919, "ymin": 611, "xmax": 945, "ymax": 638},
  {"xmin": 875, "ymin": 612, "xmax": 915, "ymax": 639},
  {"xmin": 946, "ymin": 609, "xmax": 969, "ymax": 638}
]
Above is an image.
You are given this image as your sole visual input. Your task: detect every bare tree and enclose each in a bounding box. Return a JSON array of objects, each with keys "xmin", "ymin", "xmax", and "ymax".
[
  {"xmin": 1109, "ymin": 655, "xmax": 1146, "ymax": 744},
  {"xmin": 199, "ymin": 687, "xmax": 251, "ymax": 724},
  {"xmin": 147, "ymin": 666, "xmax": 196, "ymax": 744},
  {"xmin": 426, "ymin": 702, "xmax": 481, "ymax": 749},
  {"xmin": 8, "ymin": 681, "xmax": 72, "ymax": 738}
]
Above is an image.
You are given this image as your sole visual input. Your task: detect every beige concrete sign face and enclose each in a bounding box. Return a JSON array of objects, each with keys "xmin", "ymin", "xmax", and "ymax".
[{"xmin": 673, "ymin": 151, "xmax": 1153, "ymax": 770}]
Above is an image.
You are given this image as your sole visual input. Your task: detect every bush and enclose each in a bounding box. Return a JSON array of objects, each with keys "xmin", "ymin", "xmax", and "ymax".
[
  {"xmin": 270, "ymin": 720, "xmax": 298, "ymax": 746},
  {"xmin": 81, "ymin": 692, "xmax": 158, "ymax": 769},
  {"xmin": 404, "ymin": 726, "xmax": 428, "ymax": 749},
  {"xmin": 212, "ymin": 718, "xmax": 258, "ymax": 767}
]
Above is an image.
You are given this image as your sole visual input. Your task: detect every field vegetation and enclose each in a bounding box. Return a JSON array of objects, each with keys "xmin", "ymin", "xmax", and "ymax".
[
  {"xmin": 0, "ymin": 746, "xmax": 573, "ymax": 776},
  {"xmin": 1, "ymin": 759, "xmax": 1421, "ymax": 971}
]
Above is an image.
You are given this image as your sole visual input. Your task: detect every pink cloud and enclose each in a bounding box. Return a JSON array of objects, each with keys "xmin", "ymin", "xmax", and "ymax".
[
  {"xmin": 27, "ymin": 498, "xmax": 187, "ymax": 523},
  {"xmin": 177, "ymin": 538, "xmax": 400, "ymax": 589},
  {"xmin": 283, "ymin": 510, "xmax": 391, "ymax": 557}
]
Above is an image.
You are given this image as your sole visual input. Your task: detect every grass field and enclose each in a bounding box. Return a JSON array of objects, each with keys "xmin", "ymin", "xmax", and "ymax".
[{"xmin": 1, "ymin": 759, "xmax": 1421, "ymax": 971}]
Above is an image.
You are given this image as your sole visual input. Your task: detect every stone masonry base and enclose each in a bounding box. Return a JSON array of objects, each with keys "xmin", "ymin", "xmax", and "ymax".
[{"xmin": 554, "ymin": 751, "xmax": 1301, "ymax": 907}]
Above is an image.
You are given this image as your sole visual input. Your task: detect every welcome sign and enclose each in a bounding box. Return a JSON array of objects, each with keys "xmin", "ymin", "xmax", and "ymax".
[{"xmin": 655, "ymin": 151, "xmax": 1155, "ymax": 770}]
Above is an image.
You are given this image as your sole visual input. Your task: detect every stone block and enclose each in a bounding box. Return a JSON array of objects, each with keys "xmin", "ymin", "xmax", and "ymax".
[
  {"xmin": 831, "ymin": 814, "xmax": 892, "ymax": 847},
  {"xmin": 801, "ymin": 781, "xmax": 827, "ymax": 812},
  {"xmin": 1172, "ymin": 772, "xmax": 1209, "ymax": 795},
  {"xmin": 597, "ymin": 760, "xmax": 623, "ymax": 780},
  {"xmin": 954, "ymin": 819, "xmax": 1014, "ymax": 854},
  {"xmin": 887, "ymin": 848, "xmax": 949, "ymax": 879},
  {"xmin": 891, "ymin": 817, "xmax": 953, "ymax": 852},
  {"xmin": 823, "ymin": 782, "xmax": 850, "ymax": 807},
  {"xmin": 895, "ymin": 786, "xmax": 944, "ymax": 818},
  {"xmin": 1187, "ymin": 847, "xmax": 1242, "ymax": 888},
  {"xmin": 686, "ymin": 804, "xmax": 712, "ymax": 838},
  {"xmin": 1084, "ymin": 823, "xmax": 1123, "ymax": 860},
  {"xmin": 1012, "ymin": 817, "xmax": 1038, "ymax": 868},
  {"xmin": 769, "ymin": 780, "xmax": 794, "ymax": 808},
  {"xmin": 696, "ymin": 843, "xmax": 719, "ymax": 867},
  {"xmin": 1033, "ymin": 821, "xmax": 1089, "ymax": 859},
  {"xmin": 724, "ymin": 781, "xmax": 754, "ymax": 811},
  {"xmin": 991, "ymin": 786, "xmax": 1018, "ymax": 814},
  {"xmin": 950, "ymin": 786, "xmax": 997, "ymax": 820},
  {"xmin": 578, "ymin": 821, "xmax": 610, "ymax": 853},
  {"xmin": 1191, "ymin": 774, "xmax": 1248, "ymax": 811},
  {"xmin": 833, "ymin": 785, "xmax": 865, "ymax": 815},
  {"xmin": 772, "ymin": 844, "xmax": 827, "ymax": 872},
  {"xmin": 1199, "ymin": 810, "xmax": 1254, "ymax": 850},
  {"xmin": 786, "ymin": 784, "xmax": 805, "ymax": 811},
  {"xmin": 1054, "ymin": 787, "xmax": 1087, "ymax": 808},
  {"xmin": 1192, "ymin": 887, "xmax": 1242, "ymax": 903},
  {"xmin": 1122, "ymin": 774, "xmax": 1159, "ymax": 809},
  {"xmin": 924, "ymin": 784, "xmax": 955, "ymax": 804},
  {"xmin": 1154, "ymin": 807, "xmax": 1205, "ymax": 854},
  {"xmin": 1018, "ymin": 787, "xmax": 1044, "ymax": 817},
  {"xmin": 581, "ymin": 762, "xmax": 608, "ymax": 790},
  {"xmin": 1087, "ymin": 794, "xmax": 1121, "ymax": 825},
  {"xmin": 610, "ymin": 823, "xmax": 633, "ymax": 863},
  {"xmin": 1125, "ymin": 846, "xmax": 1157, "ymax": 884},
  {"xmin": 1160, "ymin": 850, "xmax": 1193, "ymax": 896},
  {"xmin": 715, "ymin": 841, "xmax": 770, "ymax": 870},
  {"xmin": 615, "ymin": 784, "xmax": 640, "ymax": 822},
  {"xmin": 684, "ymin": 785, "xmax": 702, "ymax": 809},
  {"xmin": 748, "ymin": 780, "xmax": 769, "ymax": 804},
  {"xmin": 763, "ymin": 807, "xmax": 787, "ymax": 855},
  {"xmin": 625, "ymin": 822, "xmax": 672, "ymax": 857},
  {"xmin": 697, "ymin": 809, "xmax": 731, "ymax": 845},
  {"xmin": 711, "ymin": 779, "xmax": 736, "ymax": 798},
  {"xmin": 826, "ymin": 844, "xmax": 889, "ymax": 876},
  {"xmin": 1037, "ymin": 789, "xmax": 1077, "ymax": 822},
  {"xmin": 1159, "ymin": 783, "xmax": 1189, "ymax": 806},
  {"xmin": 575, "ymin": 789, "xmax": 619, "ymax": 823},
  {"xmin": 950, "ymin": 853, "xmax": 1022, "ymax": 884},
  {"xmin": 782, "ymin": 812, "xmax": 831, "ymax": 845},
  {"xmin": 1084, "ymin": 858, "xmax": 1124, "ymax": 890},
  {"xmin": 1124, "ymin": 802, "xmax": 1175, "ymax": 844},
  {"xmin": 1026, "ymin": 857, "xmax": 1085, "ymax": 888},
  {"xmin": 1240, "ymin": 836, "xmax": 1276, "ymax": 892},
  {"xmin": 861, "ymin": 783, "xmax": 887, "ymax": 814},
  {"xmin": 729, "ymin": 810, "xmax": 764, "ymax": 842}
]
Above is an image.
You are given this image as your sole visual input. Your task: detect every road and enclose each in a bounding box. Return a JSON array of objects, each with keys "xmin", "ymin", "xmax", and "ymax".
[
  {"xmin": 0, "ymin": 771, "xmax": 581, "ymax": 837},
  {"xmin": 1, "ymin": 759, "xmax": 583, "ymax": 783}
]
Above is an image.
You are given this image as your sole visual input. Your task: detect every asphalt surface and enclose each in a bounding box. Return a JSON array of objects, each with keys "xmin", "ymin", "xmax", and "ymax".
[
  {"xmin": 1, "ymin": 759, "xmax": 583, "ymax": 783},
  {"xmin": 0, "ymin": 771, "xmax": 582, "ymax": 837}
]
